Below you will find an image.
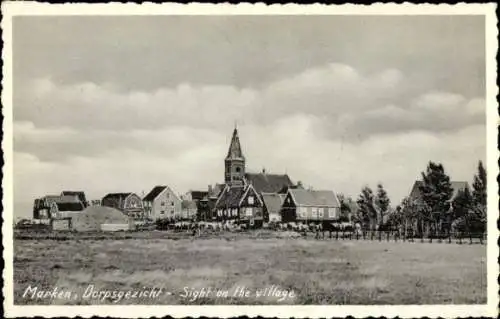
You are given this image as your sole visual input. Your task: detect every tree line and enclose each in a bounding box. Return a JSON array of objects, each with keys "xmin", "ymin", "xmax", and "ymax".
[{"xmin": 337, "ymin": 160, "xmax": 487, "ymax": 237}]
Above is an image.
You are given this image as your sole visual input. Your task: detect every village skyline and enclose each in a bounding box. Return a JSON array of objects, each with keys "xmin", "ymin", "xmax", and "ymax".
[{"xmin": 13, "ymin": 15, "xmax": 486, "ymax": 219}]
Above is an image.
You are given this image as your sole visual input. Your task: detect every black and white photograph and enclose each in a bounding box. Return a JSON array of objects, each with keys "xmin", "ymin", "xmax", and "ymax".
[{"xmin": 2, "ymin": 2, "xmax": 498, "ymax": 318}]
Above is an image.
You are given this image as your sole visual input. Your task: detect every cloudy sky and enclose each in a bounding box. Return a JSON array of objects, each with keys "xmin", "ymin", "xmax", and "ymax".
[{"xmin": 13, "ymin": 15, "xmax": 486, "ymax": 217}]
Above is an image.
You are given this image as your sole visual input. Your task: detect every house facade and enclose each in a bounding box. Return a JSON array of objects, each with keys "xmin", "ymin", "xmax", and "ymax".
[
  {"xmin": 142, "ymin": 186, "xmax": 181, "ymax": 220},
  {"xmin": 281, "ymin": 189, "xmax": 341, "ymax": 224},
  {"xmin": 102, "ymin": 193, "xmax": 145, "ymax": 219},
  {"xmin": 215, "ymin": 183, "xmax": 264, "ymax": 227}
]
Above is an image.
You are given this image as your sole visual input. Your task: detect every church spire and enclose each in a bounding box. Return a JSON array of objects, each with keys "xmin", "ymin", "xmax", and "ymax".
[
  {"xmin": 226, "ymin": 126, "xmax": 244, "ymax": 160},
  {"xmin": 224, "ymin": 126, "xmax": 245, "ymax": 185}
]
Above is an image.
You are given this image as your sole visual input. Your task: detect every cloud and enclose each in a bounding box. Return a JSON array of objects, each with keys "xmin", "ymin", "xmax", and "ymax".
[{"xmin": 12, "ymin": 62, "xmax": 486, "ymax": 217}]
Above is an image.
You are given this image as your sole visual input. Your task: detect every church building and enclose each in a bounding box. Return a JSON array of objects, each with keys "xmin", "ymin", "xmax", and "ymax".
[{"xmin": 214, "ymin": 126, "xmax": 298, "ymax": 227}]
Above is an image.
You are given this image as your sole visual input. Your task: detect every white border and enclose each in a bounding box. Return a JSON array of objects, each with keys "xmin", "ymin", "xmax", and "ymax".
[{"xmin": 2, "ymin": 2, "xmax": 498, "ymax": 318}]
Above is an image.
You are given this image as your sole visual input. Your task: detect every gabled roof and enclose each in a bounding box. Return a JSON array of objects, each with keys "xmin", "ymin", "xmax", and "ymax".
[
  {"xmin": 226, "ymin": 127, "xmax": 245, "ymax": 160},
  {"xmin": 245, "ymin": 172, "xmax": 294, "ymax": 193},
  {"xmin": 410, "ymin": 180, "xmax": 470, "ymax": 200},
  {"xmin": 215, "ymin": 185, "xmax": 246, "ymax": 209},
  {"xmin": 288, "ymin": 189, "xmax": 340, "ymax": 207},
  {"xmin": 262, "ymin": 193, "xmax": 285, "ymax": 215},
  {"xmin": 102, "ymin": 193, "xmax": 133, "ymax": 202},
  {"xmin": 143, "ymin": 186, "xmax": 167, "ymax": 201}
]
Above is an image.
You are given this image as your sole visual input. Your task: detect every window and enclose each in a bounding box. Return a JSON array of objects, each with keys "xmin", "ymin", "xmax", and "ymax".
[
  {"xmin": 232, "ymin": 208, "xmax": 237, "ymax": 217},
  {"xmin": 171, "ymin": 202, "xmax": 174, "ymax": 206},
  {"xmin": 245, "ymin": 207, "xmax": 253, "ymax": 217},
  {"xmin": 161, "ymin": 202, "xmax": 165, "ymax": 206},
  {"xmin": 235, "ymin": 167, "xmax": 241, "ymax": 173},
  {"xmin": 248, "ymin": 196, "xmax": 254, "ymax": 205},
  {"xmin": 299, "ymin": 207, "xmax": 307, "ymax": 218},
  {"xmin": 218, "ymin": 209, "xmax": 222, "ymax": 217},
  {"xmin": 311, "ymin": 208, "xmax": 318, "ymax": 218},
  {"xmin": 329, "ymin": 208, "xmax": 336, "ymax": 218},
  {"xmin": 318, "ymin": 209, "xmax": 324, "ymax": 218}
]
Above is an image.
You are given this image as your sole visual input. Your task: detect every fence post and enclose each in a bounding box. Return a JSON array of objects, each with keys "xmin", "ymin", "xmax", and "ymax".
[
  {"xmin": 469, "ymin": 232, "xmax": 473, "ymax": 244},
  {"xmin": 336, "ymin": 230, "xmax": 339, "ymax": 240},
  {"xmin": 329, "ymin": 230, "xmax": 332, "ymax": 239},
  {"xmin": 371, "ymin": 231, "xmax": 374, "ymax": 241},
  {"xmin": 356, "ymin": 231, "xmax": 359, "ymax": 240},
  {"xmin": 378, "ymin": 231, "xmax": 381, "ymax": 241}
]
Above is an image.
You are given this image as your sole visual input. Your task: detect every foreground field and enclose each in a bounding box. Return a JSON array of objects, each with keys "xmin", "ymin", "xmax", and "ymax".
[{"xmin": 14, "ymin": 235, "xmax": 486, "ymax": 305}]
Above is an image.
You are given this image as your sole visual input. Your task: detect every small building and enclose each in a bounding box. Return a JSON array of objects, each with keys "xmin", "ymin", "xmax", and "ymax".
[
  {"xmin": 262, "ymin": 192, "xmax": 286, "ymax": 222},
  {"xmin": 215, "ymin": 184, "xmax": 264, "ymax": 228},
  {"xmin": 102, "ymin": 192, "xmax": 145, "ymax": 220},
  {"xmin": 142, "ymin": 186, "xmax": 181, "ymax": 220},
  {"xmin": 33, "ymin": 194, "xmax": 84, "ymax": 220},
  {"xmin": 281, "ymin": 189, "xmax": 341, "ymax": 223}
]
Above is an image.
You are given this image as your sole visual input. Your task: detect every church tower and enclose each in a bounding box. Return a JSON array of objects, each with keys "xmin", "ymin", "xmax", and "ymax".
[{"xmin": 225, "ymin": 126, "xmax": 245, "ymax": 186}]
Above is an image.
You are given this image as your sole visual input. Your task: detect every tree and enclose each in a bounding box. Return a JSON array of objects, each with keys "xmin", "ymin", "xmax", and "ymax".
[
  {"xmin": 419, "ymin": 162, "xmax": 454, "ymax": 235},
  {"xmin": 472, "ymin": 160, "xmax": 487, "ymax": 207},
  {"xmin": 451, "ymin": 187, "xmax": 474, "ymax": 233},
  {"xmin": 337, "ymin": 193, "xmax": 358, "ymax": 223},
  {"xmin": 374, "ymin": 183, "xmax": 391, "ymax": 227},
  {"xmin": 356, "ymin": 186, "xmax": 377, "ymax": 230}
]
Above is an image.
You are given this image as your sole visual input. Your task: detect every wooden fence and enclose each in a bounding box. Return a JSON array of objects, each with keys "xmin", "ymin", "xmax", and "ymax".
[{"xmin": 306, "ymin": 229, "xmax": 487, "ymax": 244}]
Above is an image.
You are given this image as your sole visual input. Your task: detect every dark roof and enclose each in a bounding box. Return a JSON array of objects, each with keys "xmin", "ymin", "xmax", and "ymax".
[
  {"xmin": 289, "ymin": 189, "xmax": 340, "ymax": 207},
  {"xmin": 61, "ymin": 191, "xmax": 87, "ymax": 203},
  {"xmin": 56, "ymin": 202, "xmax": 84, "ymax": 212},
  {"xmin": 245, "ymin": 173, "xmax": 294, "ymax": 193},
  {"xmin": 226, "ymin": 127, "xmax": 244, "ymax": 160},
  {"xmin": 410, "ymin": 181, "xmax": 470, "ymax": 200},
  {"xmin": 215, "ymin": 186, "xmax": 246, "ymax": 209},
  {"xmin": 143, "ymin": 186, "xmax": 167, "ymax": 201},
  {"xmin": 102, "ymin": 193, "xmax": 133, "ymax": 201},
  {"xmin": 189, "ymin": 191, "xmax": 209, "ymax": 201},
  {"xmin": 262, "ymin": 193, "xmax": 284, "ymax": 215}
]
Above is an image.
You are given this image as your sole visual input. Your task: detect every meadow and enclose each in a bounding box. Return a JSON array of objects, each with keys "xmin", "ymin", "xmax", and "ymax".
[{"xmin": 14, "ymin": 232, "xmax": 487, "ymax": 305}]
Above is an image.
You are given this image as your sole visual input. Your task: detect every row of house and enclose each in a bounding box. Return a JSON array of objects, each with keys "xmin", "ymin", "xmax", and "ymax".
[
  {"xmin": 31, "ymin": 127, "xmax": 342, "ymax": 226},
  {"xmin": 34, "ymin": 127, "xmax": 470, "ymax": 229}
]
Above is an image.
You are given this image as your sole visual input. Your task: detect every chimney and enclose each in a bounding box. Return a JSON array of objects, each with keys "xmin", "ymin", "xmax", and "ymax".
[
  {"xmin": 262, "ymin": 167, "xmax": 266, "ymax": 174},
  {"xmin": 208, "ymin": 185, "xmax": 213, "ymax": 194}
]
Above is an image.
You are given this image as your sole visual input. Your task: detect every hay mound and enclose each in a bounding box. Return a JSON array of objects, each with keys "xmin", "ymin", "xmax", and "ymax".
[{"xmin": 72, "ymin": 206, "xmax": 131, "ymax": 232}]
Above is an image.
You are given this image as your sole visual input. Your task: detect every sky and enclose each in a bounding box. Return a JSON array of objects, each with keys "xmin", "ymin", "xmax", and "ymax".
[{"xmin": 12, "ymin": 15, "xmax": 486, "ymax": 218}]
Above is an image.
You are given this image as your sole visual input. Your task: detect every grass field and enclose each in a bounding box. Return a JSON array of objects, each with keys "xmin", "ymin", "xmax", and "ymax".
[{"xmin": 14, "ymin": 234, "xmax": 487, "ymax": 305}]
